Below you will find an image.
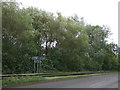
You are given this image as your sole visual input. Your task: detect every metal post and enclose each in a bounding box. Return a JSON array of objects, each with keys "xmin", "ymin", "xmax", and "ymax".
[
  {"xmin": 39, "ymin": 61, "xmax": 41, "ymax": 72},
  {"xmin": 37, "ymin": 61, "xmax": 38, "ymax": 73},
  {"xmin": 39, "ymin": 61, "xmax": 40, "ymax": 71},
  {"xmin": 34, "ymin": 60, "xmax": 35, "ymax": 73}
]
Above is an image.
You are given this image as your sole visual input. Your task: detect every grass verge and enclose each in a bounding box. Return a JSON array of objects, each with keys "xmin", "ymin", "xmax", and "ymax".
[{"xmin": 2, "ymin": 72, "xmax": 115, "ymax": 87}]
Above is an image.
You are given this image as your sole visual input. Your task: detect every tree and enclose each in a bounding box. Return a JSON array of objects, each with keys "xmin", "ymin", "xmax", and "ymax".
[
  {"xmin": 2, "ymin": 1, "xmax": 118, "ymax": 74},
  {"xmin": 2, "ymin": 2, "xmax": 35, "ymax": 73}
]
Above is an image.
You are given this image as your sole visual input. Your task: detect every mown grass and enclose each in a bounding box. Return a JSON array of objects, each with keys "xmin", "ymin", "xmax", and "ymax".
[
  {"xmin": 2, "ymin": 72, "xmax": 114, "ymax": 87},
  {"xmin": 2, "ymin": 76, "xmax": 45, "ymax": 87}
]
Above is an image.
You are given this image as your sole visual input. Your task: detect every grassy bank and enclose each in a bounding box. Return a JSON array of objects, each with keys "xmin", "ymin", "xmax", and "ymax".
[{"xmin": 2, "ymin": 72, "xmax": 115, "ymax": 87}]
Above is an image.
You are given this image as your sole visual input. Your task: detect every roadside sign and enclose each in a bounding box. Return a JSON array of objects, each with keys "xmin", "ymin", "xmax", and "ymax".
[
  {"xmin": 32, "ymin": 56, "xmax": 45, "ymax": 73},
  {"xmin": 32, "ymin": 56, "xmax": 45, "ymax": 61}
]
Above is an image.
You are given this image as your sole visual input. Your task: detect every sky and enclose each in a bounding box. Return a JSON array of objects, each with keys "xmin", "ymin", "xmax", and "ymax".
[{"xmin": 16, "ymin": 0, "xmax": 119, "ymax": 45}]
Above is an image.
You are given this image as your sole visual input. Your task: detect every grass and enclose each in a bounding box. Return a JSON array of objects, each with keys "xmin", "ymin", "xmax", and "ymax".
[
  {"xmin": 44, "ymin": 72, "xmax": 116, "ymax": 80},
  {"xmin": 2, "ymin": 76, "xmax": 45, "ymax": 87},
  {"xmin": 2, "ymin": 72, "xmax": 115, "ymax": 87}
]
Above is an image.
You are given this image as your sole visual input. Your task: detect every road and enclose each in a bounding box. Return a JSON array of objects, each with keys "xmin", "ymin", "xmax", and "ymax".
[{"xmin": 14, "ymin": 73, "xmax": 118, "ymax": 88}]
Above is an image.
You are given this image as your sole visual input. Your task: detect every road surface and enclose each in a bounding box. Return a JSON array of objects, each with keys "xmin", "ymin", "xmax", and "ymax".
[{"xmin": 14, "ymin": 73, "xmax": 118, "ymax": 88}]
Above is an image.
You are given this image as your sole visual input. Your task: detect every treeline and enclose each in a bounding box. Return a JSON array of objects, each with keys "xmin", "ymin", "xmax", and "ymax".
[{"xmin": 2, "ymin": 2, "xmax": 119, "ymax": 74}]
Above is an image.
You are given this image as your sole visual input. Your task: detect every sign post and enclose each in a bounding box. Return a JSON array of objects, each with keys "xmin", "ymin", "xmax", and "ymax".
[{"xmin": 32, "ymin": 56, "xmax": 45, "ymax": 73}]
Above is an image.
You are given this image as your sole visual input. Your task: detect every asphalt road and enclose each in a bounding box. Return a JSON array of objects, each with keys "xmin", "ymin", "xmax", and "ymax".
[{"xmin": 15, "ymin": 73, "xmax": 118, "ymax": 88}]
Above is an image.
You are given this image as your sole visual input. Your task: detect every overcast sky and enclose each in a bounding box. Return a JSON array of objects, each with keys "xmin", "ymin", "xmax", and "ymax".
[{"xmin": 16, "ymin": 0, "xmax": 119, "ymax": 45}]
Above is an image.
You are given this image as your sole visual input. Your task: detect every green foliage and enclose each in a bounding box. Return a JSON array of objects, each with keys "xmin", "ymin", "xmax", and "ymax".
[
  {"xmin": 2, "ymin": 76, "xmax": 45, "ymax": 86},
  {"xmin": 2, "ymin": 2, "xmax": 118, "ymax": 74},
  {"xmin": 2, "ymin": 2, "xmax": 35, "ymax": 74}
]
